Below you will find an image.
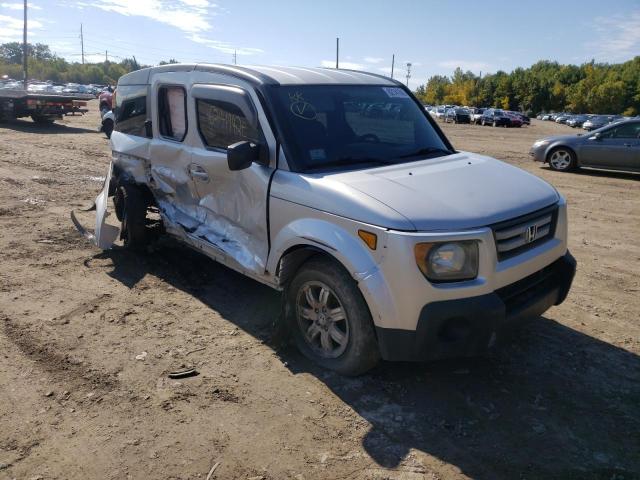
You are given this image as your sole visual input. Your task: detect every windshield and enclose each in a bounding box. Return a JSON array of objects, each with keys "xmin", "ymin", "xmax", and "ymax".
[{"xmin": 269, "ymin": 85, "xmax": 451, "ymax": 172}]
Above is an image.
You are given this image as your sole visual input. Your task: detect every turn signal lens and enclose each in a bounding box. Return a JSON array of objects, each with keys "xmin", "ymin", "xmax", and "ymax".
[{"xmin": 358, "ymin": 230, "xmax": 378, "ymax": 250}]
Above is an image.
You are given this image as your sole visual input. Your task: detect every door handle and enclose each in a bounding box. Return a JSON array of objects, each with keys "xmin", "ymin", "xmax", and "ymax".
[{"xmin": 188, "ymin": 164, "xmax": 209, "ymax": 181}]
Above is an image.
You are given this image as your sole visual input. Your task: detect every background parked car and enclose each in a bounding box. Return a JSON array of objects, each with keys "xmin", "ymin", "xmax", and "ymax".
[
  {"xmin": 555, "ymin": 114, "xmax": 573, "ymax": 124},
  {"xmin": 514, "ymin": 112, "xmax": 530, "ymax": 125},
  {"xmin": 530, "ymin": 119, "xmax": 640, "ymax": 172},
  {"xmin": 504, "ymin": 111, "xmax": 523, "ymax": 127},
  {"xmin": 469, "ymin": 107, "xmax": 486, "ymax": 124},
  {"xmin": 583, "ymin": 115, "xmax": 617, "ymax": 131},
  {"xmin": 566, "ymin": 114, "xmax": 589, "ymax": 128},
  {"xmin": 444, "ymin": 107, "xmax": 471, "ymax": 124},
  {"xmin": 481, "ymin": 108, "xmax": 511, "ymax": 127},
  {"xmin": 434, "ymin": 105, "xmax": 447, "ymax": 119}
]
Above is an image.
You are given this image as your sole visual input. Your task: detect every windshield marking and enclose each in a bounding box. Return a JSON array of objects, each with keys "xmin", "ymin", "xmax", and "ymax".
[{"xmin": 289, "ymin": 92, "xmax": 317, "ymax": 120}]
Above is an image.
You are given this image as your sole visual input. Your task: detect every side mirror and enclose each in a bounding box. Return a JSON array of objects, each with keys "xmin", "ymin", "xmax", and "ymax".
[
  {"xmin": 227, "ymin": 141, "xmax": 259, "ymax": 171},
  {"xmin": 590, "ymin": 132, "xmax": 601, "ymax": 141},
  {"xmin": 144, "ymin": 119, "xmax": 152, "ymax": 138}
]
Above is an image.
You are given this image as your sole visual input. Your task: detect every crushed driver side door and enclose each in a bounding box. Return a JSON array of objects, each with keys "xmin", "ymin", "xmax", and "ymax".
[{"xmin": 187, "ymin": 83, "xmax": 276, "ymax": 275}]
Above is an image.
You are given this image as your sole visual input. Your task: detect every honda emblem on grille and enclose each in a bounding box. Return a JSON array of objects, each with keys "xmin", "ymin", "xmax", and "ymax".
[{"xmin": 525, "ymin": 224, "xmax": 538, "ymax": 243}]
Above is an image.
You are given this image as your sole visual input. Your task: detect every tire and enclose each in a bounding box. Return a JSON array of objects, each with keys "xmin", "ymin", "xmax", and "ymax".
[
  {"xmin": 481, "ymin": 119, "xmax": 486, "ymax": 126},
  {"xmin": 31, "ymin": 115, "xmax": 54, "ymax": 125},
  {"xmin": 113, "ymin": 183, "xmax": 149, "ymax": 250},
  {"xmin": 286, "ymin": 257, "xmax": 380, "ymax": 376},
  {"xmin": 103, "ymin": 118, "xmax": 114, "ymax": 139},
  {"xmin": 547, "ymin": 147, "xmax": 576, "ymax": 172}
]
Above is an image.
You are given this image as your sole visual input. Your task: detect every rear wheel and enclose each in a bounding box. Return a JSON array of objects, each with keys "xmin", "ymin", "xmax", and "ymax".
[
  {"xmin": 547, "ymin": 147, "xmax": 576, "ymax": 172},
  {"xmin": 31, "ymin": 115, "xmax": 54, "ymax": 125},
  {"xmin": 113, "ymin": 184, "xmax": 149, "ymax": 250},
  {"xmin": 287, "ymin": 257, "xmax": 379, "ymax": 376},
  {"xmin": 103, "ymin": 118, "xmax": 114, "ymax": 138}
]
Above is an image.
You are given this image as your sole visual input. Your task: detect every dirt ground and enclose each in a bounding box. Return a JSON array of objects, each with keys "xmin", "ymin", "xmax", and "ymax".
[{"xmin": 0, "ymin": 102, "xmax": 638, "ymax": 480}]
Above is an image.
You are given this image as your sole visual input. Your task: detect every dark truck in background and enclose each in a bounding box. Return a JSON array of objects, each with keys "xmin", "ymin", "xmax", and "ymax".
[{"xmin": 0, "ymin": 88, "xmax": 94, "ymax": 124}]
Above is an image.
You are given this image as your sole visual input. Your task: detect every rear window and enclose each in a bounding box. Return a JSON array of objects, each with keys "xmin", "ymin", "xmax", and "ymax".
[
  {"xmin": 114, "ymin": 84, "xmax": 149, "ymax": 137},
  {"xmin": 158, "ymin": 86, "xmax": 187, "ymax": 142}
]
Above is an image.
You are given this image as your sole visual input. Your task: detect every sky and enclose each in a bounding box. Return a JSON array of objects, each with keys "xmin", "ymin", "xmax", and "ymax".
[{"xmin": 1, "ymin": 0, "xmax": 639, "ymax": 88}]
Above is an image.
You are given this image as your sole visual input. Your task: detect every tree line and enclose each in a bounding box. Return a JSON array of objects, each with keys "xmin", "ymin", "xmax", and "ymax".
[
  {"xmin": 414, "ymin": 58, "xmax": 640, "ymax": 116},
  {"xmin": 0, "ymin": 42, "xmax": 176, "ymax": 86}
]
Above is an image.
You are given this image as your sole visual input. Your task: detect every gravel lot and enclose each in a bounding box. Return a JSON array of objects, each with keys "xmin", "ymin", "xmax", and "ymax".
[{"xmin": 1, "ymin": 102, "xmax": 638, "ymax": 480}]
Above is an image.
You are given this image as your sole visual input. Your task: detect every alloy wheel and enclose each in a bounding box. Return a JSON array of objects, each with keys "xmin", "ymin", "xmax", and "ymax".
[
  {"xmin": 549, "ymin": 150, "xmax": 572, "ymax": 170},
  {"xmin": 296, "ymin": 281, "xmax": 349, "ymax": 358}
]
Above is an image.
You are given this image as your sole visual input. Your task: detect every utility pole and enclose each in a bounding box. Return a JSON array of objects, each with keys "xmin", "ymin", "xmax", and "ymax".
[
  {"xmin": 22, "ymin": 0, "xmax": 28, "ymax": 90},
  {"xmin": 80, "ymin": 23, "xmax": 85, "ymax": 64},
  {"xmin": 233, "ymin": 50, "xmax": 237, "ymax": 65},
  {"xmin": 105, "ymin": 50, "xmax": 108, "ymax": 62},
  {"xmin": 335, "ymin": 37, "xmax": 339, "ymax": 69},
  {"xmin": 391, "ymin": 54, "xmax": 395, "ymax": 79},
  {"xmin": 405, "ymin": 62, "xmax": 412, "ymax": 87}
]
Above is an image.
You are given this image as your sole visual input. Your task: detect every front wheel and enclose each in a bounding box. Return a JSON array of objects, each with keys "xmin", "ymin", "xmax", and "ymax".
[
  {"xmin": 547, "ymin": 148, "xmax": 576, "ymax": 172},
  {"xmin": 287, "ymin": 257, "xmax": 380, "ymax": 376}
]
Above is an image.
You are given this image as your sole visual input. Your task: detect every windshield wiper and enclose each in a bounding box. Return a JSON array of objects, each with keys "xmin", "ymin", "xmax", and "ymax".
[
  {"xmin": 398, "ymin": 147, "xmax": 452, "ymax": 159},
  {"xmin": 305, "ymin": 156, "xmax": 393, "ymax": 171}
]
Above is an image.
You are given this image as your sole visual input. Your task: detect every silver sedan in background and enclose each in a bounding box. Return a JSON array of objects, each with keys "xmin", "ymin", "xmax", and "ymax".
[{"xmin": 530, "ymin": 119, "xmax": 640, "ymax": 173}]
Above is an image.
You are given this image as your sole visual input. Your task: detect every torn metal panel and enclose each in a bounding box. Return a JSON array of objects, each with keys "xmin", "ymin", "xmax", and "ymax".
[{"xmin": 71, "ymin": 162, "xmax": 120, "ymax": 249}]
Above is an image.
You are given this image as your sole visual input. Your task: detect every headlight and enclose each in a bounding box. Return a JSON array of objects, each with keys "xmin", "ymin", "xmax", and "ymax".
[
  {"xmin": 533, "ymin": 139, "xmax": 550, "ymax": 148},
  {"xmin": 414, "ymin": 241, "xmax": 479, "ymax": 282}
]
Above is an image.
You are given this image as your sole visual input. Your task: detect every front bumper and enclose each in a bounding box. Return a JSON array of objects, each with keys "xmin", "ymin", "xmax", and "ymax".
[
  {"xmin": 529, "ymin": 146, "xmax": 546, "ymax": 162},
  {"xmin": 375, "ymin": 251, "xmax": 576, "ymax": 361}
]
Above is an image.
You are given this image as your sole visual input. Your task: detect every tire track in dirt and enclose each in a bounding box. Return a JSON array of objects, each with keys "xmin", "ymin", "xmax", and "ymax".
[{"xmin": 1, "ymin": 312, "xmax": 119, "ymax": 393}]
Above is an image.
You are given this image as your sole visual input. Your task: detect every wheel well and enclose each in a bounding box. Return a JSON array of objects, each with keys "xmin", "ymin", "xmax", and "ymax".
[
  {"xmin": 276, "ymin": 245, "xmax": 352, "ymax": 287},
  {"xmin": 110, "ymin": 167, "xmax": 155, "ymax": 206},
  {"xmin": 546, "ymin": 145, "xmax": 576, "ymax": 163},
  {"xmin": 276, "ymin": 244, "xmax": 382, "ymax": 351}
]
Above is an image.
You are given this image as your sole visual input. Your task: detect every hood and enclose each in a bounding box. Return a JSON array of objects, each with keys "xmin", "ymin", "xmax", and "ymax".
[{"xmin": 326, "ymin": 152, "xmax": 559, "ymax": 231}]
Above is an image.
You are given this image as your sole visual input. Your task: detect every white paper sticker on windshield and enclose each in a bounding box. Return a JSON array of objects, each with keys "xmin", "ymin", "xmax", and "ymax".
[
  {"xmin": 382, "ymin": 87, "xmax": 409, "ymax": 98},
  {"xmin": 309, "ymin": 149, "xmax": 326, "ymax": 161}
]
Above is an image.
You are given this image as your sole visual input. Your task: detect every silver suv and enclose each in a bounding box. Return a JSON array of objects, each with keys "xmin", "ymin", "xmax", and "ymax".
[{"xmin": 73, "ymin": 64, "xmax": 576, "ymax": 375}]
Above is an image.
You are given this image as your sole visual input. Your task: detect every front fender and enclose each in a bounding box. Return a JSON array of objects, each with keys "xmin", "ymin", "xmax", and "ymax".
[
  {"xmin": 267, "ymin": 199, "xmax": 400, "ymax": 328},
  {"xmin": 268, "ymin": 217, "xmax": 384, "ymax": 280}
]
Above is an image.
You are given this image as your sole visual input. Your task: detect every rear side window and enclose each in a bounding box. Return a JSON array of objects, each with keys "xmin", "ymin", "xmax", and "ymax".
[
  {"xmin": 196, "ymin": 99, "xmax": 261, "ymax": 149},
  {"xmin": 114, "ymin": 84, "xmax": 149, "ymax": 137},
  {"xmin": 158, "ymin": 86, "xmax": 187, "ymax": 141}
]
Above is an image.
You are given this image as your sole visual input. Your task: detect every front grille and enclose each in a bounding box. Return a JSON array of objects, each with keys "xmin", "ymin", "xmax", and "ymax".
[{"xmin": 491, "ymin": 204, "xmax": 558, "ymax": 261}]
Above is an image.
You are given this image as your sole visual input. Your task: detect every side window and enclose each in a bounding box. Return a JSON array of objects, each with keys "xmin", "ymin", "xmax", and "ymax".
[
  {"xmin": 610, "ymin": 122, "xmax": 640, "ymax": 139},
  {"xmin": 158, "ymin": 86, "xmax": 187, "ymax": 142},
  {"xmin": 196, "ymin": 98, "xmax": 261, "ymax": 149},
  {"xmin": 114, "ymin": 85, "xmax": 148, "ymax": 137}
]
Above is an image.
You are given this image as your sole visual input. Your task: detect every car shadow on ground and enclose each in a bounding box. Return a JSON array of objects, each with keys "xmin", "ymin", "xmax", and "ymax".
[
  {"xmin": 95, "ymin": 240, "xmax": 640, "ymax": 479},
  {"xmin": 0, "ymin": 118, "xmax": 97, "ymax": 134}
]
